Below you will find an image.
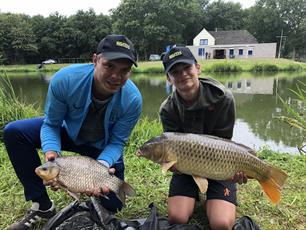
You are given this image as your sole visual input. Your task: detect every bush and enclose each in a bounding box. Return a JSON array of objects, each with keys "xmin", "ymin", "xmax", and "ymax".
[
  {"xmin": 283, "ymin": 64, "xmax": 302, "ymax": 71},
  {"xmin": 210, "ymin": 63, "xmax": 242, "ymax": 72},
  {"xmin": 251, "ymin": 64, "xmax": 279, "ymax": 72}
]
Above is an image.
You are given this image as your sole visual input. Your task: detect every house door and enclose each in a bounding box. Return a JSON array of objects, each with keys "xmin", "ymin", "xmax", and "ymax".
[{"xmin": 214, "ymin": 49, "xmax": 226, "ymax": 59}]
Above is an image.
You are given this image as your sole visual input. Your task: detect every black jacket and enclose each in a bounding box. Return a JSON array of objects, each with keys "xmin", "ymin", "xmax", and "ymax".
[{"xmin": 159, "ymin": 77, "xmax": 235, "ymax": 139}]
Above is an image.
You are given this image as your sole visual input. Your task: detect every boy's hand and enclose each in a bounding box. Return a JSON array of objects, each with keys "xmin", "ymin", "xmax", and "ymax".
[{"xmin": 232, "ymin": 171, "xmax": 248, "ymax": 184}]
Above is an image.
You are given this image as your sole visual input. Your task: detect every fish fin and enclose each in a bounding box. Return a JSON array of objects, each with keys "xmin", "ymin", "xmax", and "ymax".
[
  {"xmin": 66, "ymin": 190, "xmax": 80, "ymax": 200},
  {"xmin": 236, "ymin": 143, "xmax": 257, "ymax": 156},
  {"xmin": 101, "ymin": 194, "xmax": 110, "ymax": 200},
  {"xmin": 192, "ymin": 176, "xmax": 208, "ymax": 193},
  {"xmin": 259, "ymin": 165, "xmax": 288, "ymax": 204},
  {"xmin": 117, "ymin": 192, "xmax": 126, "ymax": 206},
  {"xmin": 117, "ymin": 181, "xmax": 136, "ymax": 206},
  {"xmin": 122, "ymin": 181, "xmax": 136, "ymax": 197},
  {"xmin": 161, "ymin": 161, "xmax": 177, "ymax": 175}
]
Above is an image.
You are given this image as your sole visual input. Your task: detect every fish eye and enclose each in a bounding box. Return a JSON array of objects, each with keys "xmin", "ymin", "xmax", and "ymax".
[{"xmin": 42, "ymin": 167, "xmax": 48, "ymax": 171}]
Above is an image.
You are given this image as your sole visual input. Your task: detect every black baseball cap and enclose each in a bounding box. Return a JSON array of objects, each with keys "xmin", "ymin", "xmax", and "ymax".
[
  {"xmin": 162, "ymin": 46, "xmax": 196, "ymax": 74},
  {"xmin": 96, "ymin": 34, "xmax": 138, "ymax": 67}
]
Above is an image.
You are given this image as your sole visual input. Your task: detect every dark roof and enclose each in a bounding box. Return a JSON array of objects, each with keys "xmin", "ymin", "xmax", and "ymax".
[{"xmin": 208, "ymin": 30, "xmax": 258, "ymax": 45}]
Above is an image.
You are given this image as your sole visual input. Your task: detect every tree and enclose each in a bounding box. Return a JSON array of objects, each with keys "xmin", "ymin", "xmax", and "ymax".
[
  {"xmin": 277, "ymin": 0, "xmax": 306, "ymax": 59},
  {"xmin": 245, "ymin": 0, "xmax": 306, "ymax": 58},
  {"xmin": 0, "ymin": 13, "xmax": 38, "ymax": 64},
  {"xmin": 30, "ymin": 15, "xmax": 49, "ymax": 63},
  {"xmin": 111, "ymin": 0, "xmax": 204, "ymax": 60},
  {"xmin": 35, "ymin": 13, "xmax": 68, "ymax": 61},
  {"xmin": 202, "ymin": 0, "xmax": 246, "ymax": 31},
  {"xmin": 65, "ymin": 9, "xmax": 112, "ymax": 59}
]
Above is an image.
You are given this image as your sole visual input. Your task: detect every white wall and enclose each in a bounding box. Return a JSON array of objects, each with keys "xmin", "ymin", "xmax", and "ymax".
[
  {"xmin": 193, "ymin": 28, "xmax": 215, "ymax": 46},
  {"xmin": 187, "ymin": 43, "xmax": 277, "ymax": 59},
  {"xmin": 253, "ymin": 43, "xmax": 277, "ymax": 58}
]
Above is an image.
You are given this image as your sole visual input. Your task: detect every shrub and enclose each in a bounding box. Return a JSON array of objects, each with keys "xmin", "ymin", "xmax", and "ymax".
[
  {"xmin": 210, "ymin": 63, "xmax": 242, "ymax": 72},
  {"xmin": 283, "ymin": 64, "xmax": 302, "ymax": 71},
  {"xmin": 251, "ymin": 64, "xmax": 279, "ymax": 72}
]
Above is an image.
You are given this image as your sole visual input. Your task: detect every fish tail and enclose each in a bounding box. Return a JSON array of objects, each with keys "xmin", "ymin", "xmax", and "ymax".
[
  {"xmin": 259, "ymin": 165, "xmax": 288, "ymax": 204},
  {"xmin": 117, "ymin": 182, "xmax": 136, "ymax": 205}
]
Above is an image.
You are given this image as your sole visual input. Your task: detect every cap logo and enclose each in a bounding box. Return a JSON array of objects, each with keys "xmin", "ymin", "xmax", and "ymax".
[
  {"xmin": 169, "ymin": 51, "xmax": 182, "ymax": 59},
  {"xmin": 116, "ymin": 41, "xmax": 130, "ymax": 49}
]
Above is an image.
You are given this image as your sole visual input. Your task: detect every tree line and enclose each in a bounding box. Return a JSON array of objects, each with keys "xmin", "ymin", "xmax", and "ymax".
[{"xmin": 0, "ymin": 0, "xmax": 305, "ymax": 64}]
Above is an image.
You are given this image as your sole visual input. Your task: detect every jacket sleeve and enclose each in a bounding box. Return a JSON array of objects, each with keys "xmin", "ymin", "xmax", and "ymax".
[
  {"xmin": 159, "ymin": 99, "xmax": 181, "ymax": 132},
  {"xmin": 212, "ymin": 91, "xmax": 236, "ymax": 139},
  {"xmin": 40, "ymin": 75, "xmax": 68, "ymax": 153},
  {"xmin": 97, "ymin": 95, "xmax": 142, "ymax": 166}
]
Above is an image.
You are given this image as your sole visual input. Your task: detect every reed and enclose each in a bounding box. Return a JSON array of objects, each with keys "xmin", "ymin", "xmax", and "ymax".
[{"xmin": 0, "ymin": 75, "xmax": 39, "ymax": 139}]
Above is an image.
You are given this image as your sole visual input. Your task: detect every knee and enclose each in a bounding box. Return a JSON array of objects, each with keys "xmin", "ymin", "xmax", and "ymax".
[
  {"xmin": 209, "ymin": 218, "xmax": 234, "ymax": 230},
  {"xmin": 168, "ymin": 211, "xmax": 190, "ymax": 224},
  {"xmin": 3, "ymin": 121, "xmax": 20, "ymax": 142}
]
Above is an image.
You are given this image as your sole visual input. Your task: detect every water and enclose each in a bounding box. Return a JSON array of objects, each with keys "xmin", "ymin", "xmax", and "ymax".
[{"xmin": 2, "ymin": 71, "xmax": 305, "ymax": 154}]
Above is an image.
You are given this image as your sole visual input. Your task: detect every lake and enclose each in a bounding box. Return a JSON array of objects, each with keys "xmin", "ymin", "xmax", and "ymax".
[{"xmin": 2, "ymin": 71, "xmax": 305, "ymax": 154}]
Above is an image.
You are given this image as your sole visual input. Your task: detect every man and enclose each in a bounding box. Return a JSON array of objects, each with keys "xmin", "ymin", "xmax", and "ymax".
[
  {"xmin": 4, "ymin": 34, "xmax": 142, "ymax": 230},
  {"xmin": 159, "ymin": 46, "xmax": 247, "ymax": 230}
]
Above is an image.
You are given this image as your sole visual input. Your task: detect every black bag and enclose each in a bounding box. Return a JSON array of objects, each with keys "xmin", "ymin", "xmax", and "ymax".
[
  {"xmin": 232, "ymin": 216, "xmax": 262, "ymax": 230},
  {"xmin": 138, "ymin": 203, "xmax": 203, "ymax": 230},
  {"xmin": 43, "ymin": 200, "xmax": 204, "ymax": 230},
  {"xmin": 43, "ymin": 197, "xmax": 124, "ymax": 230}
]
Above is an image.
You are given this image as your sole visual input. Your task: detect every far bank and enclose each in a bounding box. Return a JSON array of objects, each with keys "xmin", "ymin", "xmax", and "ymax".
[{"xmin": 1, "ymin": 58, "xmax": 306, "ymax": 74}]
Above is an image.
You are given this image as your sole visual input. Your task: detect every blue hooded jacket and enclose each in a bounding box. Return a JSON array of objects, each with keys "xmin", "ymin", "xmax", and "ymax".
[{"xmin": 40, "ymin": 63, "xmax": 142, "ymax": 166}]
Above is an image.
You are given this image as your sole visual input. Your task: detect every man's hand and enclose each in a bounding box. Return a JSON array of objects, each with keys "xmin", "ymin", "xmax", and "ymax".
[
  {"xmin": 43, "ymin": 177, "xmax": 61, "ymax": 191},
  {"xmin": 85, "ymin": 167, "xmax": 116, "ymax": 196},
  {"xmin": 43, "ymin": 151, "xmax": 60, "ymax": 191},
  {"xmin": 232, "ymin": 171, "xmax": 248, "ymax": 184},
  {"xmin": 45, "ymin": 151, "xmax": 59, "ymax": 162}
]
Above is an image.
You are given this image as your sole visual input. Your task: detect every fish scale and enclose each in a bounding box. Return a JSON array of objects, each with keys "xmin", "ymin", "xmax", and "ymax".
[
  {"xmin": 55, "ymin": 157, "xmax": 120, "ymax": 193},
  {"xmin": 165, "ymin": 135, "xmax": 249, "ymax": 179},
  {"xmin": 138, "ymin": 132, "xmax": 288, "ymax": 204},
  {"xmin": 35, "ymin": 155, "xmax": 136, "ymax": 204}
]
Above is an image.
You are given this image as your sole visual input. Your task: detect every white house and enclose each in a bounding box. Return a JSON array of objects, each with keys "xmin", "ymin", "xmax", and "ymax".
[{"xmin": 187, "ymin": 28, "xmax": 276, "ymax": 59}]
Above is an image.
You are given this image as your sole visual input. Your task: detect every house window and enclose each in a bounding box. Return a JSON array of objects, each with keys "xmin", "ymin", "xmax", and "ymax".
[
  {"xmin": 199, "ymin": 39, "xmax": 208, "ymax": 45},
  {"xmin": 228, "ymin": 82, "xmax": 233, "ymax": 88},
  {"xmin": 229, "ymin": 49, "xmax": 234, "ymax": 56},
  {"xmin": 239, "ymin": 49, "xmax": 243, "ymax": 55},
  {"xmin": 237, "ymin": 81, "xmax": 242, "ymax": 89},
  {"xmin": 248, "ymin": 50, "xmax": 253, "ymax": 56},
  {"xmin": 198, "ymin": 48, "xmax": 205, "ymax": 57}
]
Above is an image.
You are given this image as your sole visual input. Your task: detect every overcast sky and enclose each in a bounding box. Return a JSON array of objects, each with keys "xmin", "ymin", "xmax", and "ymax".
[{"xmin": 0, "ymin": 0, "xmax": 256, "ymax": 17}]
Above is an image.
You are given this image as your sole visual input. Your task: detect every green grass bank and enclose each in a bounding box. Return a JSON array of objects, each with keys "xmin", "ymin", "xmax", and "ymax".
[
  {"xmin": 1, "ymin": 58, "xmax": 306, "ymax": 74},
  {"xmin": 0, "ymin": 117, "xmax": 305, "ymax": 230}
]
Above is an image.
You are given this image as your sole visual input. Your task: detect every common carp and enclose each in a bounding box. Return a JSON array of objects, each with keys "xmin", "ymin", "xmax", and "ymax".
[
  {"xmin": 137, "ymin": 132, "xmax": 288, "ymax": 204},
  {"xmin": 35, "ymin": 156, "xmax": 135, "ymax": 204}
]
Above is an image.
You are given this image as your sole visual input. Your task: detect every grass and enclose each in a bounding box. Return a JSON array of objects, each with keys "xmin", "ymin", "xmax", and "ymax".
[
  {"xmin": 0, "ymin": 76, "xmax": 40, "ymax": 139},
  {"xmin": 0, "ymin": 118, "xmax": 305, "ymax": 229},
  {"xmin": 0, "ymin": 63, "xmax": 68, "ymax": 73},
  {"xmin": 135, "ymin": 58, "xmax": 306, "ymax": 73},
  {"xmin": 1, "ymin": 58, "xmax": 306, "ymax": 74}
]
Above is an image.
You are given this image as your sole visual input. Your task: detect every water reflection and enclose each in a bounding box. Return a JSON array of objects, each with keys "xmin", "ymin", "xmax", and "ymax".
[
  {"xmin": 228, "ymin": 76, "xmax": 305, "ymax": 153},
  {"xmin": 1, "ymin": 72, "xmax": 305, "ymax": 154},
  {"xmin": 226, "ymin": 78, "xmax": 274, "ymax": 94}
]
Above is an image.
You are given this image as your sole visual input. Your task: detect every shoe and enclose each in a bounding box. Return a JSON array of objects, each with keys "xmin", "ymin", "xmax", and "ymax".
[{"xmin": 6, "ymin": 201, "xmax": 56, "ymax": 230}]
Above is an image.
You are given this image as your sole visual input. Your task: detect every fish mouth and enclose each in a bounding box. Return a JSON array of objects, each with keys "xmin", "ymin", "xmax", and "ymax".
[
  {"xmin": 136, "ymin": 150, "xmax": 143, "ymax": 157},
  {"xmin": 34, "ymin": 167, "xmax": 41, "ymax": 175}
]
